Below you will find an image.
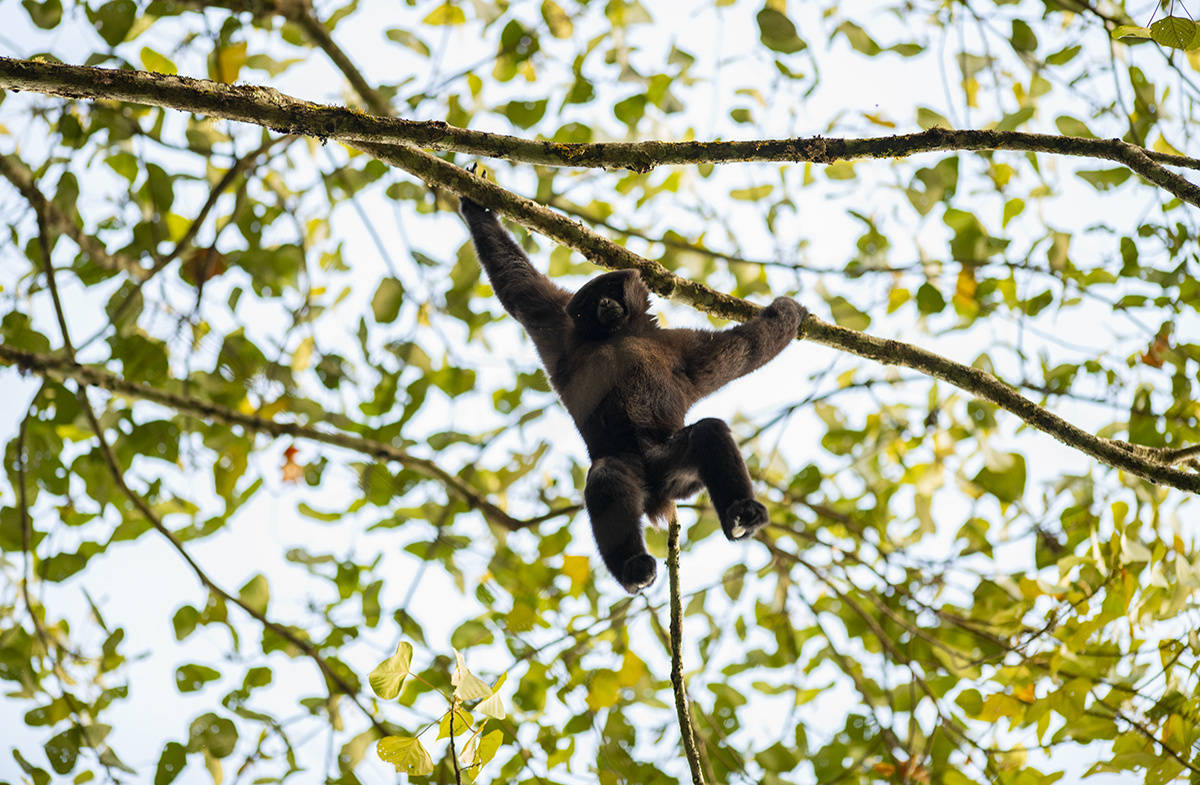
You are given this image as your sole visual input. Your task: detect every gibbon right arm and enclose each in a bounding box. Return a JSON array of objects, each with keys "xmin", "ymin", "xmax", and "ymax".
[{"xmin": 458, "ymin": 197, "xmax": 572, "ymax": 333}]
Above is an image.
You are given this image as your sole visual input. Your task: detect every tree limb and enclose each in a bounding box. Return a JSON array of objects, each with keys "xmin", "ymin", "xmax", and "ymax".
[
  {"xmin": 2, "ymin": 57, "xmax": 1199, "ymax": 200},
  {"xmin": 0, "ymin": 343, "xmax": 537, "ymax": 531}
]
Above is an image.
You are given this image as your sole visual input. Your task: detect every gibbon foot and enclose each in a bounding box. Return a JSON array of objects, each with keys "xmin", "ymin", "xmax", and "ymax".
[
  {"xmin": 619, "ymin": 554, "xmax": 658, "ymax": 593},
  {"xmin": 722, "ymin": 499, "xmax": 769, "ymax": 540}
]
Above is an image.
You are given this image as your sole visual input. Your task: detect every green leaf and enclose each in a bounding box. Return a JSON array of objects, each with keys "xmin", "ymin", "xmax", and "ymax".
[
  {"xmin": 385, "ymin": 28, "xmax": 430, "ymax": 56},
  {"xmin": 186, "ymin": 713, "xmax": 238, "ymax": 758},
  {"xmin": 91, "ymin": 0, "xmax": 135, "ymax": 46},
  {"xmin": 451, "ymin": 618, "xmax": 493, "ymax": 649},
  {"xmin": 916, "ymin": 107, "xmax": 951, "ymax": 130},
  {"xmin": 916, "ymin": 283, "xmax": 945, "ymax": 314},
  {"xmin": 756, "ymin": 7, "xmax": 806, "ymax": 54},
  {"xmin": 1112, "ymin": 24, "xmax": 1151, "ymax": 42},
  {"xmin": 586, "ymin": 669, "xmax": 620, "ymax": 710},
  {"xmin": 972, "ymin": 454, "xmax": 1026, "ymax": 503},
  {"xmin": 502, "ymin": 99, "xmax": 548, "ymax": 129},
  {"xmin": 237, "ymin": 574, "xmax": 269, "ymax": 615},
  {"xmin": 613, "ymin": 94, "xmax": 647, "ymax": 127},
  {"xmin": 369, "ymin": 641, "xmax": 413, "ymax": 699},
  {"xmin": 377, "ymin": 736, "xmax": 434, "ymax": 775},
  {"xmin": 154, "ymin": 741, "xmax": 187, "ymax": 785},
  {"xmin": 22, "ymin": 0, "xmax": 62, "ymax": 29},
  {"xmin": 475, "ymin": 729, "xmax": 504, "ymax": 765},
  {"xmin": 1045, "ymin": 44, "xmax": 1081, "ymax": 65},
  {"xmin": 836, "ymin": 21, "xmax": 880, "ymax": 55},
  {"xmin": 175, "ymin": 664, "xmax": 221, "ymax": 693},
  {"xmin": 826, "ymin": 296, "xmax": 871, "ymax": 331},
  {"xmin": 1002, "ymin": 198, "xmax": 1024, "ymax": 228},
  {"xmin": 1010, "ymin": 19, "xmax": 1038, "ymax": 51},
  {"xmin": 1149, "ymin": 16, "xmax": 1195, "ymax": 49},
  {"xmin": 371, "ymin": 277, "xmax": 404, "ymax": 323},
  {"xmin": 44, "ymin": 729, "xmax": 79, "ymax": 774},
  {"xmin": 1076, "ymin": 167, "xmax": 1132, "ymax": 191},
  {"xmin": 1054, "ymin": 115, "xmax": 1094, "ymax": 138}
]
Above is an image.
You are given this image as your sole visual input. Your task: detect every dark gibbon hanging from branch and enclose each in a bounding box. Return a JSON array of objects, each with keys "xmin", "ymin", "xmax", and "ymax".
[{"xmin": 458, "ymin": 171, "xmax": 805, "ymax": 593}]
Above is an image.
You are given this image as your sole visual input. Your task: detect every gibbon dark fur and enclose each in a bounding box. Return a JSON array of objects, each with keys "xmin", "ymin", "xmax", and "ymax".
[{"xmin": 459, "ymin": 190, "xmax": 806, "ymax": 593}]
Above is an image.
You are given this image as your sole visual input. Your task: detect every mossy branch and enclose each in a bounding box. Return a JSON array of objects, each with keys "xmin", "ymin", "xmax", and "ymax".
[{"xmin": 2, "ymin": 57, "xmax": 1200, "ymax": 203}]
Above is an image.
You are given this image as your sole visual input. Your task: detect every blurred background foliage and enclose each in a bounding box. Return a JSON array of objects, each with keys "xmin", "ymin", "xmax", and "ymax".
[{"xmin": 2, "ymin": 0, "xmax": 1200, "ymax": 783}]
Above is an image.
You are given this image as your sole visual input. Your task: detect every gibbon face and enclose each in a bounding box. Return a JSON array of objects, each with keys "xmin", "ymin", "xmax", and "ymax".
[{"xmin": 567, "ymin": 270, "xmax": 651, "ymax": 339}]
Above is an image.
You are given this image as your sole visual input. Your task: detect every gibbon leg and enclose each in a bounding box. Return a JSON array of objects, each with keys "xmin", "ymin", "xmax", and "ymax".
[
  {"xmin": 668, "ymin": 418, "xmax": 769, "ymax": 541},
  {"xmin": 584, "ymin": 456, "xmax": 657, "ymax": 593}
]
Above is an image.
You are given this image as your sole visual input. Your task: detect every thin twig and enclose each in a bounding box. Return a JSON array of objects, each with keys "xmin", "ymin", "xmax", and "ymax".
[
  {"xmin": 448, "ymin": 698, "xmax": 462, "ymax": 785},
  {"xmin": 0, "ymin": 152, "xmax": 147, "ymax": 278},
  {"xmin": 666, "ymin": 512, "xmax": 706, "ymax": 785}
]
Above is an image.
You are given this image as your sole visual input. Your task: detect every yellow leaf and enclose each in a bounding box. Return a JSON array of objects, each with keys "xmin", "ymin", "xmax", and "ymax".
[
  {"xmin": 291, "ymin": 337, "xmax": 314, "ymax": 372},
  {"xmin": 423, "ymin": 4, "xmax": 466, "ymax": 25},
  {"xmin": 1153, "ymin": 135, "xmax": 1184, "ymax": 156},
  {"xmin": 458, "ymin": 731, "xmax": 479, "ymax": 764},
  {"xmin": 1013, "ymin": 684, "xmax": 1036, "ymax": 703},
  {"xmin": 562, "ymin": 554, "xmax": 589, "ymax": 595},
  {"xmin": 377, "ymin": 736, "xmax": 434, "ymax": 776},
  {"xmin": 476, "ymin": 690, "xmax": 506, "ymax": 720},
  {"xmin": 214, "ymin": 41, "xmax": 247, "ymax": 84},
  {"xmin": 368, "ymin": 641, "xmax": 413, "ymax": 699},
  {"xmin": 204, "ymin": 750, "xmax": 223, "ymax": 784},
  {"xmin": 963, "ymin": 77, "xmax": 979, "ymax": 108},
  {"xmin": 585, "ymin": 669, "xmax": 620, "ymax": 711},
  {"xmin": 140, "ymin": 46, "xmax": 177, "ymax": 75},
  {"xmin": 438, "ymin": 704, "xmax": 473, "ymax": 739},
  {"xmin": 541, "ymin": 0, "xmax": 573, "ymax": 38},
  {"xmin": 452, "ymin": 650, "xmax": 493, "ymax": 700},
  {"xmin": 861, "ymin": 111, "xmax": 896, "ymax": 128},
  {"xmin": 617, "ymin": 652, "xmax": 645, "ymax": 687}
]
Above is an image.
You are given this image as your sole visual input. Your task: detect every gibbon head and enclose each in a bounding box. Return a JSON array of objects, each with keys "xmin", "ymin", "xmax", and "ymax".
[{"xmin": 567, "ymin": 270, "xmax": 652, "ymax": 339}]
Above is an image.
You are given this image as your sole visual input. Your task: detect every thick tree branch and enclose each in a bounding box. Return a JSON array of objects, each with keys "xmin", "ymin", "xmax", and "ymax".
[
  {"xmin": 2, "ymin": 57, "xmax": 1200, "ymax": 202},
  {"xmin": 0, "ymin": 343, "xmax": 536, "ymax": 531},
  {"xmin": 3, "ymin": 56, "xmax": 1198, "ymax": 492}
]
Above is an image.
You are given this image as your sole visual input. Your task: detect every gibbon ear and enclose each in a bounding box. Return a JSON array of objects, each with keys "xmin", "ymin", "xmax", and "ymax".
[{"xmin": 621, "ymin": 270, "xmax": 651, "ymax": 316}]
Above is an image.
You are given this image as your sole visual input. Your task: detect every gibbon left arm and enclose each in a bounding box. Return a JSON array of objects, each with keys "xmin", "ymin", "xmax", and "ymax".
[{"xmin": 682, "ymin": 297, "xmax": 806, "ymax": 397}]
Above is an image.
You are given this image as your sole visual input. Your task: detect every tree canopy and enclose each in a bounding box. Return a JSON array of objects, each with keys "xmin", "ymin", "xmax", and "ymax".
[{"xmin": 1, "ymin": 1, "xmax": 1200, "ymax": 784}]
